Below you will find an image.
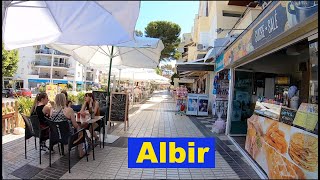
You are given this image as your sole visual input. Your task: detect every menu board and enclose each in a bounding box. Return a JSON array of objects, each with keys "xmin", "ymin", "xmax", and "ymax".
[
  {"xmin": 245, "ymin": 115, "xmax": 318, "ymax": 179},
  {"xmin": 279, "ymin": 107, "xmax": 296, "ymax": 126},
  {"xmin": 92, "ymin": 90, "xmax": 108, "ymax": 107},
  {"xmin": 109, "ymin": 92, "xmax": 128, "ymax": 122},
  {"xmin": 293, "ymin": 103, "xmax": 318, "ymax": 131}
]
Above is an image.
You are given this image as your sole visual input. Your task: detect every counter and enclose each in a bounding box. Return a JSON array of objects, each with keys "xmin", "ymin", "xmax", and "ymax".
[{"xmin": 245, "ymin": 101, "xmax": 318, "ymax": 179}]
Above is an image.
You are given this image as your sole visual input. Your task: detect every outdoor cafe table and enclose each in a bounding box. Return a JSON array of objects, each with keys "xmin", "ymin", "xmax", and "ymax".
[{"xmin": 76, "ymin": 114, "xmax": 104, "ymax": 160}]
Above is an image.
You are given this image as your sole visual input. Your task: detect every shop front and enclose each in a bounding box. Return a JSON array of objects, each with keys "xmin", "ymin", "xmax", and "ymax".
[
  {"xmin": 176, "ymin": 62, "xmax": 215, "ymax": 117},
  {"xmin": 221, "ymin": 1, "xmax": 318, "ymax": 179}
]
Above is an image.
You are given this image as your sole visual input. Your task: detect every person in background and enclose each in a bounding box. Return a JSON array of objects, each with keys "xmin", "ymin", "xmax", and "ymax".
[
  {"xmin": 67, "ymin": 100, "xmax": 73, "ymax": 108},
  {"xmin": 80, "ymin": 93, "xmax": 100, "ymax": 144},
  {"xmin": 30, "ymin": 92, "xmax": 51, "ymax": 151},
  {"xmin": 61, "ymin": 90, "xmax": 76, "ymax": 112},
  {"xmin": 61, "ymin": 90, "xmax": 69, "ymax": 106}
]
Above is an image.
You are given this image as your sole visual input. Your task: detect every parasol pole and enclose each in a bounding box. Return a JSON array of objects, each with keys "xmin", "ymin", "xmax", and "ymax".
[
  {"xmin": 106, "ymin": 46, "xmax": 114, "ymax": 96},
  {"xmin": 104, "ymin": 45, "xmax": 114, "ymax": 147}
]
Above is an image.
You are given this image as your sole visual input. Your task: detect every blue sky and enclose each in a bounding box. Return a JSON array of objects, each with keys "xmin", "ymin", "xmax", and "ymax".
[{"xmin": 135, "ymin": 1, "xmax": 199, "ymax": 37}]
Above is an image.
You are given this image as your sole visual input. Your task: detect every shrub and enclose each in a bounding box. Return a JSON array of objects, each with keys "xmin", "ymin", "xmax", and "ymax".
[
  {"xmin": 77, "ymin": 92, "xmax": 85, "ymax": 104},
  {"xmin": 39, "ymin": 86, "xmax": 46, "ymax": 93},
  {"xmin": 68, "ymin": 93, "xmax": 77, "ymax": 104},
  {"xmin": 16, "ymin": 97, "xmax": 35, "ymax": 116}
]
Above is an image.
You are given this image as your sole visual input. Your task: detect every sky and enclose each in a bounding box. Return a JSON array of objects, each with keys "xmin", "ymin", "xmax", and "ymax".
[{"xmin": 135, "ymin": 1, "xmax": 199, "ymax": 37}]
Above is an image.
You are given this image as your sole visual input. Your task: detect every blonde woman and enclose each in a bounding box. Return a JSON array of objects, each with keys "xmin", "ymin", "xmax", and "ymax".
[{"xmin": 50, "ymin": 93, "xmax": 88, "ymax": 157}]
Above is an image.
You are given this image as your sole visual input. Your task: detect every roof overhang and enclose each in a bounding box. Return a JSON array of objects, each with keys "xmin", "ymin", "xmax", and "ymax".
[
  {"xmin": 176, "ymin": 62, "xmax": 214, "ymax": 72},
  {"xmin": 204, "ymin": 37, "xmax": 236, "ymax": 62},
  {"xmin": 228, "ymin": 0, "xmax": 258, "ymax": 7}
]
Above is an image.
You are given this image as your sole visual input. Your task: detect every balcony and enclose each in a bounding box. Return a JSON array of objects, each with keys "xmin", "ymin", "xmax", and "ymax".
[
  {"xmin": 38, "ymin": 73, "xmax": 65, "ymax": 79},
  {"xmin": 53, "ymin": 62, "xmax": 70, "ymax": 68},
  {"xmin": 39, "ymin": 73, "xmax": 50, "ymax": 78},
  {"xmin": 35, "ymin": 49, "xmax": 53, "ymax": 54},
  {"xmin": 33, "ymin": 61, "xmax": 70, "ymax": 68},
  {"xmin": 86, "ymin": 67, "xmax": 94, "ymax": 72},
  {"xmin": 86, "ymin": 77, "xmax": 94, "ymax": 81},
  {"xmin": 35, "ymin": 49, "xmax": 70, "ymax": 57}
]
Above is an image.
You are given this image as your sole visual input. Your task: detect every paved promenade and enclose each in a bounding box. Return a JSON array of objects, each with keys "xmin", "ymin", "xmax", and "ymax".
[{"xmin": 2, "ymin": 91, "xmax": 260, "ymax": 179}]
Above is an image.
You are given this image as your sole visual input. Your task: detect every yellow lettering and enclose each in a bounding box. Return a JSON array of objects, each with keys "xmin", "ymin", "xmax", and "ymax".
[
  {"xmin": 136, "ymin": 142, "xmax": 158, "ymax": 163},
  {"xmin": 160, "ymin": 142, "xmax": 166, "ymax": 163},
  {"xmin": 188, "ymin": 142, "xmax": 195, "ymax": 163},
  {"xmin": 169, "ymin": 142, "xmax": 186, "ymax": 163},
  {"xmin": 198, "ymin": 147, "xmax": 210, "ymax": 163}
]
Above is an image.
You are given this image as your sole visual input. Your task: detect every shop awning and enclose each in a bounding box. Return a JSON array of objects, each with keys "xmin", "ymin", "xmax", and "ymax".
[
  {"xmin": 28, "ymin": 79, "xmax": 50, "ymax": 83},
  {"xmin": 53, "ymin": 80, "xmax": 68, "ymax": 84},
  {"xmin": 76, "ymin": 81, "xmax": 83, "ymax": 84},
  {"xmin": 176, "ymin": 62, "xmax": 215, "ymax": 72},
  {"xmin": 204, "ymin": 37, "xmax": 235, "ymax": 62}
]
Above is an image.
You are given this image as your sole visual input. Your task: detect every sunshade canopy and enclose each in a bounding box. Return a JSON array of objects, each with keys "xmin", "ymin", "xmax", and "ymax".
[
  {"xmin": 2, "ymin": 1, "xmax": 140, "ymax": 50},
  {"xmin": 49, "ymin": 36, "xmax": 164, "ymax": 69}
]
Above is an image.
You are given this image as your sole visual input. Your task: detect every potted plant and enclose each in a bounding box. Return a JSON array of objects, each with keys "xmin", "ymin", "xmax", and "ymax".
[{"xmin": 70, "ymin": 92, "xmax": 85, "ymax": 112}]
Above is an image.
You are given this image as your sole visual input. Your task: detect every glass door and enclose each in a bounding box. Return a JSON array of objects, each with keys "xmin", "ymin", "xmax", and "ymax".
[{"xmin": 230, "ymin": 70, "xmax": 254, "ymax": 135}]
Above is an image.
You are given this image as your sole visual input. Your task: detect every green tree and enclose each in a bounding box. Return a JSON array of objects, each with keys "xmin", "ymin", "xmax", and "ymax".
[
  {"xmin": 135, "ymin": 30, "xmax": 143, "ymax": 37},
  {"xmin": 2, "ymin": 42, "xmax": 19, "ymax": 77},
  {"xmin": 145, "ymin": 21, "xmax": 181, "ymax": 60},
  {"xmin": 155, "ymin": 67, "xmax": 162, "ymax": 75},
  {"xmin": 170, "ymin": 73, "xmax": 179, "ymax": 85}
]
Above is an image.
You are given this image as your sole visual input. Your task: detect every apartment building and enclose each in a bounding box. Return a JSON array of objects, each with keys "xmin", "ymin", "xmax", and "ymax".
[
  {"xmin": 176, "ymin": 0, "xmax": 262, "ymax": 109},
  {"xmin": 177, "ymin": 33, "xmax": 193, "ymax": 63},
  {"xmin": 14, "ymin": 45, "xmax": 99, "ymax": 90}
]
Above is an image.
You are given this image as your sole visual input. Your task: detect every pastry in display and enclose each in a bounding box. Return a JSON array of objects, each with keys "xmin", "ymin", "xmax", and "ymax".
[
  {"xmin": 288, "ymin": 133, "xmax": 318, "ymax": 172},
  {"xmin": 265, "ymin": 143, "xmax": 305, "ymax": 179},
  {"xmin": 265, "ymin": 121, "xmax": 288, "ymax": 154},
  {"xmin": 245, "ymin": 115, "xmax": 263, "ymax": 159}
]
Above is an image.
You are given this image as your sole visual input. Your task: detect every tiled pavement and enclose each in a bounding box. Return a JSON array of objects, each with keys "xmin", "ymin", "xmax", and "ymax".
[{"xmin": 2, "ymin": 90, "xmax": 261, "ymax": 179}]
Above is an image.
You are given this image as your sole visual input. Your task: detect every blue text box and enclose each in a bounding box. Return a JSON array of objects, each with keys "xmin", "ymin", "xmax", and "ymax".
[{"xmin": 128, "ymin": 137, "xmax": 215, "ymax": 168}]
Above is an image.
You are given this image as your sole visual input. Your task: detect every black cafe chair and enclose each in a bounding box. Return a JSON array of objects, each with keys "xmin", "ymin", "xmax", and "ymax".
[
  {"xmin": 47, "ymin": 120, "xmax": 88, "ymax": 173},
  {"xmin": 21, "ymin": 114, "xmax": 49, "ymax": 164}
]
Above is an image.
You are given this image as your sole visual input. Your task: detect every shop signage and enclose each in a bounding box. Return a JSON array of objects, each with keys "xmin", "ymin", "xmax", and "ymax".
[
  {"xmin": 252, "ymin": 5, "xmax": 287, "ymax": 49},
  {"xmin": 215, "ymin": 53, "xmax": 224, "ymax": 72},
  {"xmin": 45, "ymin": 84, "xmax": 58, "ymax": 101},
  {"xmin": 223, "ymin": 1, "xmax": 318, "ymax": 67},
  {"xmin": 128, "ymin": 137, "xmax": 215, "ymax": 168},
  {"xmin": 293, "ymin": 103, "xmax": 318, "ymax": 131},
  {"xmin": 279, "ymin": 107, "xmax": 296, "ymax": 126}
]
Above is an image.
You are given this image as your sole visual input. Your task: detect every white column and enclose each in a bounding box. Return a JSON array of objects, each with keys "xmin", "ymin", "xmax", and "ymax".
[
  {"xmin": 225, "ymin": 68, "xmax": 234, "ymax": 135},
  {"xmin": 83, "ymin": 66, "xmax": 87, "ymax": 91},
  {"xmin": 50, "ymin": 50, "xmax": 54, "ymax": 84},
  {"xmin": 118, "ymin": 69, "xmax": 122, "ymax": 87}
]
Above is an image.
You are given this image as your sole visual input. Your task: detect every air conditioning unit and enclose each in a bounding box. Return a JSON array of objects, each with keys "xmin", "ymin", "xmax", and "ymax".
[{"xmin": 197, "ymin": 44, "xmax": 207, "ymax": 51}]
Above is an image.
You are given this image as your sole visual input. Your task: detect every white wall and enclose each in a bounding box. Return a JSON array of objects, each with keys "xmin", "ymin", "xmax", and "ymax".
[{"xmin": 15, "ymin": 47, "xmax": 36, "ymax": 88}]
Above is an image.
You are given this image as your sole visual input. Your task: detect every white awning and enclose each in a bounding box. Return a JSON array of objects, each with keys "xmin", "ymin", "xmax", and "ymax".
[{"xmin": 204, "ymin": 37, "xmax": 236, "ymax": 62}]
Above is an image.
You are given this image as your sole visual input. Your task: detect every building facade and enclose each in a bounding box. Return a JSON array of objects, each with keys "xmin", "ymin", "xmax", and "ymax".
[{"xmin": 14, "ymin": 45, "xmax": 100, "ymax": 91}]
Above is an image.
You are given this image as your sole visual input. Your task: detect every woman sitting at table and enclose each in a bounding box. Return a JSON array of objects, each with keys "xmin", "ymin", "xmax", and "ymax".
[
  {"xmin": 80, "ymin": 93, "xmax": 100, "ymax": 144},
  {"xmin": 30, "ymin": 92, "xmax": 51, "ymax": 151},
  {"xmin": 50, "ymin": 93, "xmax": 88, "ymax": 157}
]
